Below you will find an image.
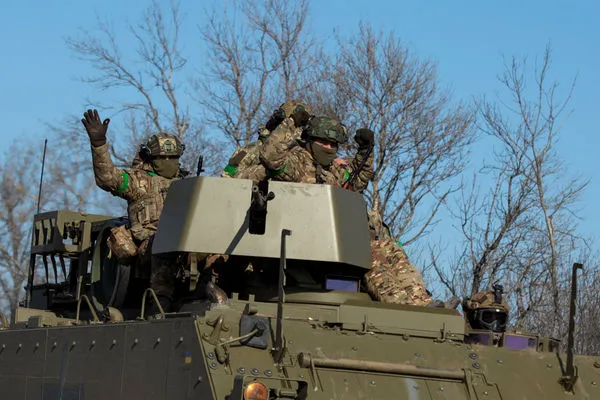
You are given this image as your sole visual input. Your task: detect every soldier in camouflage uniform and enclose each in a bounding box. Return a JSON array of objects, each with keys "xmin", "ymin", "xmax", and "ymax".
[
  {"xmin": 259, "ymin": 116, "xmax": 424, "ymax": 305},
  {"xmin": 221, "ymin": 100, "xmax": 311, "ymax": 180},
  {"xmin": 259, "ymin": 116, "xmax": 374, "ymax": 190},
  {"xmin": 81, "ymin": 109, "xmax": 212, "ymax": 313},
  {"xmin": 462, "ymin": 287, "xmax": 509, "ymax": 332}
]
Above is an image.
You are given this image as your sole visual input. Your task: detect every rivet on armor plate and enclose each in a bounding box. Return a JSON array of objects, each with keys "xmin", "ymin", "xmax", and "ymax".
[
  {"xmin": 197, "ymin": 376, "xmax": 203, "ymax": 383},
  {"xmin": 483, "ymin": 391, "xmax": 489, "ymax": 396},
  {"xmin": 546, "ymin": 364, "xmax": 552, "ymax": 368},
  {"xmin": 156, "ymin": 337, "xmax": 161, "ymax": 344},
  {"xmin": 472, "ymin": 362, "xmax": 480, "ymax": 369},
  {"xmin": 179, "ymin": 336, "xmax": 184, "ymax": 343},
  {"xmin": 352, "ymin": 346, "xmax": 358, "ymax": 351},
  {"xmin": 133, "ymin": 338, "xmax": 139, "ymax": 345},
  {"xmin": 414, "ymin": 353, "xmax": 421, "ymax": 358},
  {"xmin": 439, "ymin": 387, "xmax": 444, "ymax": 392},
  {"xmin": 90, "ymin": 340, "xmax": 96, "ymax": 347},
  {"xmin": 207, "ymin": 352, "xmax": 215, "ymax": 359},
  {"xmin": 18, "ymin": 343, "xmax": 22, "ymax": 349},
  {"xmin": 209, "ymin": 362, "xmax": 218, "ymax": 370},
  {"xmin": 594, "ymin": 361, "xmax": 600, "ymax": 368},
  {"xmin": 237, "ymin": 367, "xmax": 246, "ymax": 374},
  {"xmin": 497, "ymin": 359, "xmax": 503, "ymax": 364},
  {"xmin": 369, "ymin": 380, "xmax": 376, "ymax": 386},
  {"xmin": 591, "ymin": 381, "xmax": 596, "ymax": 386},
  {"xmin": 469, "ymin": 352, "xmax": 478, "ymax": 359},
  {"xmin": 251, "ymin": 368, "xmax": 260, "ymax": 376},
  {"xmin": 264, "ymin": 370, "xmax": 273, "ymax": 377}
]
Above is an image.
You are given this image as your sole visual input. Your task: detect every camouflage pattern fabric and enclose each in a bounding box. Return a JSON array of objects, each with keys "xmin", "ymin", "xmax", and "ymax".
[
  {"xmin": 279, "ymin": 99, "xmax": 311, "ymax": 118},
  {"xmin": 259, "ymin": 120, "xmax": 374, "ymax": 192},
  {"xmin": 90, "ymin": 142, "xmax": 180, "ymax": 298},
  {"xmin": 222, "ymin": 117, "xmax": 304, "ymax": 179},
  {"xmin": 463, "ymin": 291, "xmax": 510, "ymax": 312},
  {"xmin": 364, "ymin": 239, "xmax": 432, "ymax": 306},
  {"xmin": 91, "ymin": 143, "xmax": 176, "ymax": 242},
  {"xmin": 221, "ymin": 141, "xmax": 262, "ymax": 179},
  {"xmin": 236, "ymin": 164, "xmax": 267, "ymax": 181},
  {"xmin": 367, "ymin": 209, "xmax": 392, "ymax": 240},
  {"xmin": 143, "ymin": 133, "xmax": 184, "ymax": 158}
]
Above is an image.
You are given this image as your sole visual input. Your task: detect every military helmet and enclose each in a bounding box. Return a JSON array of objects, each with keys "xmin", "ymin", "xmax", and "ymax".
[
  {"xmin": 462, "ymin": 290, "xmax": 509, "ymax": 333},
  {"xmin": 279, "ymin": 100, "xmax": 311, "ymax": 119},
  {"xmin": 302, "ymin": 116, "xmax": 348, "ymax": 145},
  {"xmin": 140, "ymin": 133, "xmax": 185, "ymax": 159}
]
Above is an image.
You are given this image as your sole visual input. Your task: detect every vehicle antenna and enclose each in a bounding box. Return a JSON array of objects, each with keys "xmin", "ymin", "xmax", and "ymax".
[
  {"xmin": 560, "ymin": 262, "xmax": 583, "ymax": 392},
  {"xmin": 25, "ymin": 139, "xmax": 48, "ymax": 307}
]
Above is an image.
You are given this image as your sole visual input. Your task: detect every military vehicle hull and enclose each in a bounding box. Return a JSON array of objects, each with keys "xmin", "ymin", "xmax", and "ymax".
[
  {"xmin": 2, "ymin": 177, "xmax": 599, "ymax": 399},
  {"xmin": 1, "ymin": 295, "xmax": 599, "ymax": 399}
]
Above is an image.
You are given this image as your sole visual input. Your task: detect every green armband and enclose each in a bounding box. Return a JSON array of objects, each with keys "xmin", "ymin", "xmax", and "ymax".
[
  {"xmin": 267, "ymin": 164, "xmax": 286, "ymax": 177},
  {"xmin": 344, "ymin": 169, "xmax": 350, "ymax": 181},
  {"xmin": 223, "ymin": 165, "xmax": 237, "ymax": 177},
  {"xmin": 116, "ymin": 171, "xmax": 130, "ymax": 194}
]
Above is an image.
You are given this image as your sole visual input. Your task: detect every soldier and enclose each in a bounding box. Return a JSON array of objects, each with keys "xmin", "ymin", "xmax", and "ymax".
[
  {"xmin": 259, "ymin": 115, "xmax": 374, "ymax": 191},
  {"xmin": 81, "ymin": 109, "xmax": 224, "ymax": 313},
  {"xmin": 222, "ymin": 100, "xmax": 311, "ymax": 180},
  {"xmin": 260, "ymin": 116, "xmax": 431, "ymax": 306},
  {"xmin": 462, "ymin": 285, "xmax": 509, "ymax": 332}
]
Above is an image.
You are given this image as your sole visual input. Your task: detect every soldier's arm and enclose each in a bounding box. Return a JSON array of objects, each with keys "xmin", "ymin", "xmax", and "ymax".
[
  {"xmin": 236, "ymin": 164, "xmax": 267, "ymax": 181},
  {"xmin": 259, "ymin": 120, "xmax": 301, "ymax": 179},
  {"xmin": 222, "ymin": 147, "xmax": 248, "ymax": 178},
  {"xmin": 346, "ymin": 148, "xmax": 375, "ymax": 192},
  {"xmin": 90, "ymin": 143, "xmax": 134, "ymax": 199}
]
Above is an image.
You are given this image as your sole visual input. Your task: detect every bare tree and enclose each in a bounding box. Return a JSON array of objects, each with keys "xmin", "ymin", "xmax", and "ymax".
[
  {"xmin": 441, "ymin": 45, "xmax": 588, "ymax": 338},
  {"xmin": 64, "ymin": 0, "xmax": 225, "ymax": 174},
  {"xmin": 316, "ymin": 23, "xmax": 475, "ymax": 246},
  {"xmin": 198, "ymin": 0, "xmax": 318, "ymax": 149},
  {"xmin": 0, "ymin": 141, "xmax": 51, "ymax": 312}
]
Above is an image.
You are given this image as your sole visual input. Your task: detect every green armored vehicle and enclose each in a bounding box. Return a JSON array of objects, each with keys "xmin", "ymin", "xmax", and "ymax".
[{"xmin": 0, "ymin": 177, "xmax": 598, "ymax": 399}]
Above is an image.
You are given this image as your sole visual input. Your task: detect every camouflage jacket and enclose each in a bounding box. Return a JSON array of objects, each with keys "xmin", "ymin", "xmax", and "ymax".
[
  {"xmin": 222, "ymin": 118, "xmax": 303, "ymax": 180},
  {"xmin": 221, "ymin": 141, "xmax": 262, "ymax": 179},
  {"xmin": 260, "ymin": 121, "xmax": 374, "ymax": 192},
  {"xmin": 91, "ymin": 143, "xmax": 178, "ymax": 242}
]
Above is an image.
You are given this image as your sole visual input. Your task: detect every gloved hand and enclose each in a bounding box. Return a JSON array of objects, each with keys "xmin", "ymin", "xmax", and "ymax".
[
  {"xmin": 265, "ymin": 108, "xmax": 286, "ymax": 131},
  {"xmin": 81, "ymin": 109, "xmax": 110, "ymax": 147},
  {"xmin": 291, "ymin": 109, "xmax": 310, "ymax": 128},
  {"xmin": 354, "ymin": 128, "xmax": 375, "ymax": 150}
]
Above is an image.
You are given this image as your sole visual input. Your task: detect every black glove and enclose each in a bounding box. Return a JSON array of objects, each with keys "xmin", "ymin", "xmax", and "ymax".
[
  {"xmin": 354, "ymin": 128, "xmax": 375, "ymax": 150},
  {"xmin": 265, "ymin": 108, "xmax": 286, "ymax": 131},
  {"xmin": 291, "ymin": 110, "xmax": 310, "ymax": 128},
  {"xmin": 81, "ymin": 109, "xmax": 110, "ymax": 147}
]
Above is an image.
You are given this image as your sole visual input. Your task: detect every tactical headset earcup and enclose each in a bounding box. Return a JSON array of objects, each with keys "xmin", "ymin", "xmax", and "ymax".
[{"xmin": 139, "ymin": 144, "xmax": 152, "ymax": 161}]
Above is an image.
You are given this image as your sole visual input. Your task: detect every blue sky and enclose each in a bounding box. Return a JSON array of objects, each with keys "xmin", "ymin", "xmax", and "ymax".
[{"xmin": 1, "ymin": 0, "xmax": 598, "ymax": 244}]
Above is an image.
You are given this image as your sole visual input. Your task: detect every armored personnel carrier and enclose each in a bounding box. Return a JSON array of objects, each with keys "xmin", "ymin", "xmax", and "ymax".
[{"xmin": 0, "ymin": 176, "xmax": 598, "ymax": 399}]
